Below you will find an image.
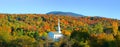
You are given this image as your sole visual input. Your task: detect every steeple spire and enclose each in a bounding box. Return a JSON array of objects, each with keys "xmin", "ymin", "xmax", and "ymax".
[{"xmin": 58, "ymin": 19, "xmax": 61, "ymax": 33}]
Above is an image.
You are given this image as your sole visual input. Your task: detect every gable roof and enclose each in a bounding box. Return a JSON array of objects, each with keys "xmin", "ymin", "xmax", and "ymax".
[{"xmin": 49, "ymin": 32, "xmax": 62, "ymax": 35}]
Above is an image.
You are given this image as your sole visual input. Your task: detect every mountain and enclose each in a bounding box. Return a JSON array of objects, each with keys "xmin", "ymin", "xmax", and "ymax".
[{"xmin": 46, "ymin": 11, "xmax": 84, "ymax": 16}]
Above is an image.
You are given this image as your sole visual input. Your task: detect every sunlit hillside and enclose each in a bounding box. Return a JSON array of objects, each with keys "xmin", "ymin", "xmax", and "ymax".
[{"xmin": 0, "ymin": 14, "xmax": 120, "ymax": 47}]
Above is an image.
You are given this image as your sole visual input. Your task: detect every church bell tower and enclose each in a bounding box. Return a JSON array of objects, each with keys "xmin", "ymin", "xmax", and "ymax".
[{"xmin": 58, "ymin": 19, "xmax": 61, "ymax": 33}]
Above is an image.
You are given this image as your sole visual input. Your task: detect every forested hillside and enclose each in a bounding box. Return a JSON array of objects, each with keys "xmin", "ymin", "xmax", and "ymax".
[{"xmin": 0, "ymin": 14, "xmax": 120, "ymax": 47}]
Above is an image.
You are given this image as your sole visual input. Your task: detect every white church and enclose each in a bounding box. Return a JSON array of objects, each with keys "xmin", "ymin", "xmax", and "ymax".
[{"xmin": 48, "ymin": 19, "xmax": 63, "ymax": 40}]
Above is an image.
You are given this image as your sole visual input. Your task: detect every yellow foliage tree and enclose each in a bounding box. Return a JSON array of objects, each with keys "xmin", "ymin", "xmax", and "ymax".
[{"xmin": 112, "ymin": 21, "xmax": 118, "ymax": 36}]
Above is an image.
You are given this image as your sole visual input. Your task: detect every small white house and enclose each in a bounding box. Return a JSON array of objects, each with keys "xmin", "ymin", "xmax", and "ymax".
[{"xmin": 48, "ymin": 19, "xmax": 63, "ymax": 40}]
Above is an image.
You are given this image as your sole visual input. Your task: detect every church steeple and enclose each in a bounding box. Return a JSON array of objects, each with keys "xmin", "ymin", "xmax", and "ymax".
[{"xmin": 58, "ymin": 19, "xmax": 61, "ymax": 33}]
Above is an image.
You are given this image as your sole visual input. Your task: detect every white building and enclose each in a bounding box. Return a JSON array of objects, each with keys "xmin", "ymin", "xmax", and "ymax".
[{"xmin": 48, "ymin": 19, "xmax": 63, "ymax": 40}]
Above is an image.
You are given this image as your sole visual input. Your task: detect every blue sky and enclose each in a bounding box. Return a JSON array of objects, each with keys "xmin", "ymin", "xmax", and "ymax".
[{"xmin": 0, "ymin": 0, "xmax": 120, "ymax": 19}]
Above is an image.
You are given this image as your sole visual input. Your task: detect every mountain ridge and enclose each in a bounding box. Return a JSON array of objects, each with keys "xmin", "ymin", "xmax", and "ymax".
[{"xmin": 46, "ymin": 11, "xmax": 84, "ymax": 16}]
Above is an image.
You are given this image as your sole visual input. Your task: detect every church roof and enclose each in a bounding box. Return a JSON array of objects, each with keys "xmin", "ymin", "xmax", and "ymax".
[{"xmin": 49, "ymin": 32, "xmax": 62, "ymax": 35}]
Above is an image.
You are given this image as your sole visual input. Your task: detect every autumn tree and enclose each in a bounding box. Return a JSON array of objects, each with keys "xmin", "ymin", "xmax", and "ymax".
[{"xmin": 112, "ymin": 21, "xmax": 118, "ymax": 36}]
